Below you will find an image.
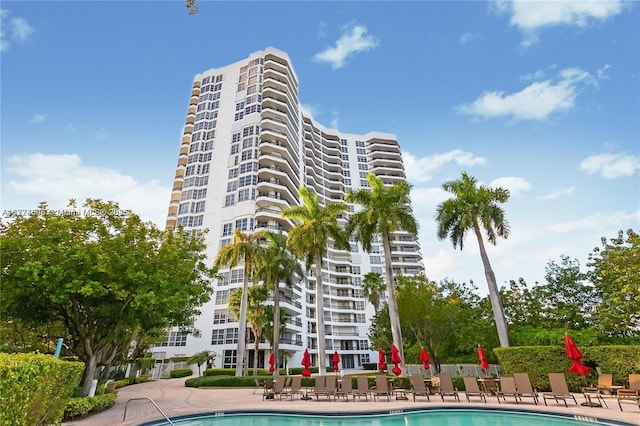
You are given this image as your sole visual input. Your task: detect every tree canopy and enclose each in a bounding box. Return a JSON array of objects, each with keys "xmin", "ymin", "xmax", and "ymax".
[{"xmin": 1, "ymin": 200, "xmax": 215, "ymax": 395}]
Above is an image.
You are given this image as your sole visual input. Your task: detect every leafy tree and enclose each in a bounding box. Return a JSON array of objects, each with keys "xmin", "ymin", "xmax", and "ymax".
[
  {"xmin": 588, "ymin": 229, "xmax": 640, "ymax": 338},
  {"xmin": 228, "ymin": 285, "xmax": 268, "ymax": 376},
  {"xmin": 282, "ymin": 187, "xmax": 348, "ymax": 375},
  {"xmin": 0, "ymin": 199, "xmax": 214, "ymax": 395},
  {"xmin": 214, "ymin": 229, "xmax": 266, "ymax": 376},
  {"xmin": 187, "ymin": 351, "xmax": 215, "ymax": 377},
  {"xmin": 256, "ymin": 231, "xmax": 303, "ymax": 376},
  {"xmin": 185, "ymin": 0, "xmax": 198, "ymax": 15},
  {"xmin": 346, "ymin": 172, "xmax": 418, "ymax": 371},
  {"xmin": 435, "ymin": 171, "xmax": 511, "ymax": 347},
  {"xmin": 500, "ymin": 278, "xmax": 544, "ymax": 328},
  {"xmin": 363, "ymin": 272, "xmax": 386, "ymax": 314}
]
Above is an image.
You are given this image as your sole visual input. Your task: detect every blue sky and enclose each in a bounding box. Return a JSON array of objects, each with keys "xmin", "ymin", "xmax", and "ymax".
[{"xmin": 2, "ymin": 1, "xmax": 638, "ymax": 291}]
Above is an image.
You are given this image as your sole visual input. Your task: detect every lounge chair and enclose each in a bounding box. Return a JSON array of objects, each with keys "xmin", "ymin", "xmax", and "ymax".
[
  {"xmin": 307, "ymin": 375, "xmax": 326, "ymax": 400},
  {"xmin": 617, "ymin": 389, "xmax": 640, "ymax": 411},
  {"xmin": 262, "ymin": 378, "xmax": 274, "ymax": 400},
  {"xmin": 479, "ymin": 377, "xmax": 499, "ymax": 396},
  {"xmin": 462, "ymin": 377, "xmax": 486, "ymax": 403},
  {"xmin": 629, "ymin": 374, "xmax": 640, "ymax": 391},
  {"xmin": 437, "ymin": 373, "xmax": 460, "ymax": 402},
  {"xmin": 335, "ymin": 375, "xmax": 353, "ymax": 401},
  {"xmin": 373, "ymin": 375, "xmax": 391, "ymax": 401},
  {"xmin": 596, "ymin": 373, "xmax": 614, "ymax": 393},
  {"xmin": 281, "ymin": 376, "xmax": 304, "ymax": 400},
  {"xmin": 496, "ymin": 376, "xmax": 520, "ymax": 404},
  {"xmin": 513, "ymin": 373, "xmax": 539, "ymax": 405},
  {"xmin": 543, "ymin": 373, "xmax": 577, "ymax": 407},
  {"xmin": 312, "ymin": 375, "xmax": 336, "ymax": 401},
  {"xmin": 409, "ymin": 374, "xmax": 430, "ymax": 402},
  {"xmin": 353, "ymin": 375, "xmax": 369, "ymax": 401},
  {"xmin": 270, "ymin": 376, "xmax": 286, "ymax": 401}
]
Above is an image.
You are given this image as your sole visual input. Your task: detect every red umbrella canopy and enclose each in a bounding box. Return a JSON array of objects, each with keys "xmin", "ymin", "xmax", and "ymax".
[
  {"xmin": 301, "ymin": 348, "xmax": 312, "ymax": 377},
  {"xmin": 419, "ymin": 347, "xmax": 430, "ymax": 369},
  {"xmin": 565, "ymin": 334, "xmax": 590, "ymax": 375},
  {"xmin": 268, "ymin": 352, "xmax": 275, "ymax": 373},
  {"xmin": 378, "ymin": 349, "xmax": 387, "ymax": 371},
  {"xmin": 332, "ymin": 351, "xmax": 340, "ymax": 371},
  {"xmin": 390, "ymin": 344, "xmax": 402, "ymax": 376},
  {"xmin": 477, "ymin": 345, "xmax": 489, "ymax": 370}
]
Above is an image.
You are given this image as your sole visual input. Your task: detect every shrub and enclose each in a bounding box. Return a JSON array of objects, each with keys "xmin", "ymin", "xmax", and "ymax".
[
  {"xmin": 63, "ymin": 393, "xmax": 117, "ymax": 420},
  {"xmin": 0, "ymin": 353, "xmax": 84, "ymax": 426},
  {"xmin": 362, "ymin": 363, "xmax": 378, "ymax": 370},
  {"xmin": 170, "ymin": 368, "xmax": 193, "ymax": 378},
  {"xmin": 204, "ymin": 368, "xmax": 236, "ymax": 376}
]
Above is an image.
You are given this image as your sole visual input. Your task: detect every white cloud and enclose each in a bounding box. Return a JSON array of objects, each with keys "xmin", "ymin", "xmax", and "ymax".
[
  {"xmin": 301, "ymin": 103, "xmax": 320, "ymax": 119},
  {"xmin": 5, "ymin": 153, "xmax": 170, "ymax": 226},
  {"xmin": 456, "ymin": 67, "xmax": 597, "ymax": 121},
  {"xmin": 496, "ymin": 0, "xmax": 624, "ymax": 48},
  {"xmin": 313, "ymin": 23, "xmax": 379, "ymax": 69},
  {"xmin": 317, "ymin": 22, "xmax": 327, "ymax": 39},
  {"xmin": 403, "ymin": 149, "xmax": 487, "ymax": 183},
  {"xmin": 64, "ymin": 122, "xmax": 108, "ymax": 139},
  {"xmin": 459, "ymin": 32, "xmax": 479, "ymax": 44},
  {"xmin": 580, "ymin": 153, "xmax": 640, "ymax": 178},
  {"xmin": 538, "ymin": 186, "xmax": 575, "ymax": 200},
  {"xmin": 597, "ymin": 64, "xmax": 611, "ymax": 80},
  {"xmin": 1, "ymin": 10, "xmax": 35, "ymax": 52},
  {"xmin": 489, "ymin": 176, "xmax": 531, "ymax": 197},
  {"xmin": 28, "ymin": 113, "xmax": 47, "ymax": 124},
  {"xmin": 330, "ymin": 111, "xmax": 339, "ymax": 129},
  {"xmin": 547, "ymin": 209, "xmax": 640, "ymax": 233}
]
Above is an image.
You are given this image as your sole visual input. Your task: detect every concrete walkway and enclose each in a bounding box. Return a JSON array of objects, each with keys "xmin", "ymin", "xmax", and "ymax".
[{"xmin": 63, "ymin": 377, "xmax": 640, "ymax": 426}]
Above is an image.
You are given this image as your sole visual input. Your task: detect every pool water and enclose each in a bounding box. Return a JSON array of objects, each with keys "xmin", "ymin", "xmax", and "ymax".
[{"xmin": 155, "ymin": 410, "xmax": 619, "ymax": 426}]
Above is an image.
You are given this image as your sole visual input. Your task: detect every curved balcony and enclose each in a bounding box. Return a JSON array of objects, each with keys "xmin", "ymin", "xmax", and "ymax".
[{"xmin": 258, "ymin": 152, "xmax": 299, "ymax": 178}]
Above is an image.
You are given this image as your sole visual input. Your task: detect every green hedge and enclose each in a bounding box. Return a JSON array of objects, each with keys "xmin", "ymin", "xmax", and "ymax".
[
  {"xmin": 186, "ymin": 374, "xmax": 318, "ymax": 388},
  {"xmin": 113, "ymin": 375, "xmax": 151, "ymax": 389},
  {"xmin": 494, "ymin": 345, "xmax": 640, "ymax": 392},
  {"xmin": 63, "ymin": 393, "xmax": 117, "ymax": 420},
  {"xmin": 170, "ymin": 368, "xmax": 193, "ymax": 378},
  {"xmin": 0, "ymin": 353, "xmax": 84, "ymax": 426}
]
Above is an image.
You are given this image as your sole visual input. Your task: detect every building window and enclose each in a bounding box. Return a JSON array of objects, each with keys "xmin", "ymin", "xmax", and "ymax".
[
  {"xmin": 370, "ymin": 256, "xmax": 382, "ymax": 264},
  {"xmin": 223, "ymin": 349, "xmax": 237, "ymax": 369},
  {"xmin": 215, "ymin": 289, "xmax": 230, "ymax": 305},
  {"xmin": 155, "ymin": 331, "xmax": 187, "ymax": 347},
  {"xmin": 225, "ymin": 328, "xmax": 238, "ymax": 344},
  {"xmin": 211, "ymin": 329, "xmax": 224, "ymax": 345},
  {"xmin": 224, "ymin": 194, "xmax": 235, "ymax": 207},
  {"xmin": 357, "ymin": 156, "xmax": 367, "ymax": 163},
  {"xmin": 356, "ymin": 148, "xmax": 366, "ymax": 155},
  {"xmin": 213, "ymin": 309, "xmax": 228, "ymax": 324},
  {"xmin": 356, "ymin": 141, "xmax": 365, "ymax": 147},
  {"xmin": 222, "ymin": 223, "xmax": 233, "ymax": 236}
]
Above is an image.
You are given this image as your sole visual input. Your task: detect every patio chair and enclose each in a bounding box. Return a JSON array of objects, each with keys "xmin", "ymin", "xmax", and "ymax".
[
  {"xmin": 314, "ymin": 375, "xmax": 336, "ymax": 401},
  {"xmin": 281, "ymin": 376, "xmax": 304, "ymax": 400},
  {"xmin": 496, "ymin": 376, "xmax": 520, "ymax": 404},
  {"xmin": 462, "ymin": 377, "xmax": 486, "ymax": 403},
  {"xmin": 543, "ymin": 373, "xmax": 577, "ymax": 407},
  {"xmin": 353, "ymin": 375, "xmax": 370, "ymax": 401},
  {"xmin": 513, "ymin": 373, "xmax": 539, "ymax": 405},
  {"xmin": 373, "ymin": 375, "xmax": 391, "ymax": 401},
  {"xmin": 617, "ymin": 389, "xmax": 640, "ymax": 411},
  {"xmin": 437, "ymin": 373, "xmax": 460, "ymax": 402},
  {"xmin": 409, "ymin": 374, "xmax": 430, "ymax": 402},
  {"xmin": 307, "ymin": 375, "xmax": 325, "ymax": 400},
  {"xmin": 335, "ymin": 375, "xmax": 353, "ymax": 401},
  {"xmin": 479, "ymin": 377, "xmax": 499, "ymax": 396}
]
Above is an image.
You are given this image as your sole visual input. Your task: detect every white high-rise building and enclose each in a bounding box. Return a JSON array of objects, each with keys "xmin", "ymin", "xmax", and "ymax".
[{"xmin": 152, "ymin": 47, "xmax": 424, "ymax": 370}]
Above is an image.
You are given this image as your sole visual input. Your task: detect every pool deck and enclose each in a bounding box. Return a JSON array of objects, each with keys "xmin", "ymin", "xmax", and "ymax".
[{"xmin": 63, "ymin": 377, "xmax": 640, "ymax": 426}]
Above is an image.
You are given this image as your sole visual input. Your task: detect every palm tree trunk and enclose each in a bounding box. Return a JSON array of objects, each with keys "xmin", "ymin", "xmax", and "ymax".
[
  {"xmin": 473, "ymin": 225, "xmax": 510, "ymax": 347},
  {"xmin": 314, "ymin": 247, "xmax": 327, "ymax": 376},
  {"xmin": 253, "ymin": 328, "xmax": 259, "ymax": 376},
  {"xmin": 381, "ymin": 232, "xmax": 405, "ymax": 374},
  {"xmin": 236, "ymin": 262, "xmax": 250, "ymax": 376},
  {"xmin": 273, "ymin": 282, "xmax": 280, "ymax": 377}
]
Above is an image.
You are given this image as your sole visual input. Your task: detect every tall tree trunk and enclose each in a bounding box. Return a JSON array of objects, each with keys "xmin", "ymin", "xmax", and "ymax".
[
  {"xmin": 273, "ymin": 282, "xmax": 280, "ymax": 377},
  {"xmin": 253, "ymin": 327, "xmax": 259, "ymax": 376},
  {"xmin": 314, "ymin": 247, "xmax": 327, "ymax": 376},
  {"xmin": 235, "ymin": 262, "xmax": 250, "ymax": 376},
  {"xmin": 474, "ymin": 225, "xmax": 510, "ymax": 347},
  {"xmin": 82, "ymin": 353, "xmax": 99, "ymax": 396},
  {"xmin": 382, "ymin": 231, "xmax": 405, "ymax": 374}
]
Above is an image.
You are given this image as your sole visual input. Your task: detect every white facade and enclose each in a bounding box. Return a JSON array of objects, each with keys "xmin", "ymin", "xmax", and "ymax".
[{"xmin": 152, "ymin": 47, "xmax": 424, "ymax": 371}]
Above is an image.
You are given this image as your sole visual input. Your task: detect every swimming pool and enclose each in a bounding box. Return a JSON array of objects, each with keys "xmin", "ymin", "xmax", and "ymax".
[{"xmin": 141, "ymin": 409, "xmax": 634, "ymax": 426}]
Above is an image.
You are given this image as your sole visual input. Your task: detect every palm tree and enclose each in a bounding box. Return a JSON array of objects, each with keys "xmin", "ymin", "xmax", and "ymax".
[
  {"xmin": 346, "ymin": 172, "xmax": 418, "ymax": 371},
  {"xmin": 363, "ymin": 272, "xmax": 386, "ymax": 314},
  {"xmin": 214, "ymin": 228, "xmax": 266, "ymax": 376},
  {"xmin": 257, "ymin": 231, "xmax": 303, "ymax": 376},
  {"xmin": 435, "ymin": 171, "xmax": 511, "ymax": 347},
  {"xmin": 187, "ymin": 350, "xmax": 215, "ymax": 377},
  {"xmin": 228, "ymin": 285, "xmax": 268, "ymax": 376},
  {"xmin": 282, "ymin": 187, "xmax": 349, "ymax": 375}
]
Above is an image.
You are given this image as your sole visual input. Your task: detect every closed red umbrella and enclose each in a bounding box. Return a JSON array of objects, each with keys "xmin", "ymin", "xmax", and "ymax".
[
  {"xmin": 565, "ymin": 333, "xmax": 590, "ymax": 375},
  {"xmin": 377, "ymin": 348, "xmax": 386, "ymax": 372},
  {"xmin": 268, "ymin": 352, "xmax": 275, "ymax": 373},
  {"xmin": 301, "ymin": 348, "xmax": 312, "ymax": 377},
  {"xmin": 477, "ymin": 344, "xmax": 489, "ymax": 371},
  {"xmin": 390, "ymin": 344, "xmax": 402, "ymax": 376},
  {"xmin": 332, "ymin": 351, "xmax": 340, "ymax": 372},
  {"xmin": 419, "ymin": 347, "xmax": 430, "ymax": 370}
]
